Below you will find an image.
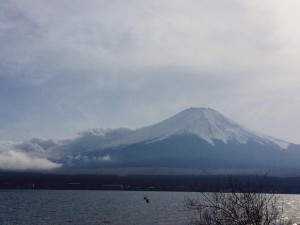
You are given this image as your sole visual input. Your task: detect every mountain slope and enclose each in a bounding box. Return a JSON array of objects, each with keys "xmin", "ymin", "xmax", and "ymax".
[{"xmin": 61, "ymin": 107, "xmax": 300, "ymax": 173}]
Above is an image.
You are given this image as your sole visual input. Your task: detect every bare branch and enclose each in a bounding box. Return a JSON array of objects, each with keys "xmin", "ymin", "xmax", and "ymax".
[{"xmin": 185, "ymin": 175, "xmax": 292, "ymax": 225}]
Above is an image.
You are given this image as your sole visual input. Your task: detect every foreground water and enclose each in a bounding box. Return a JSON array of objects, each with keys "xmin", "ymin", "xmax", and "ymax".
[{"xmin": 0, "ymin": 190, "xmax": 300, "ymax": 225}]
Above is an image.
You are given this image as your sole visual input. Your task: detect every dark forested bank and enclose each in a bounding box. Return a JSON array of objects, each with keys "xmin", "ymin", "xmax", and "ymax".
[{"xmin": 1, "ymin": 171, "xmax": 300, "ymax": 193}]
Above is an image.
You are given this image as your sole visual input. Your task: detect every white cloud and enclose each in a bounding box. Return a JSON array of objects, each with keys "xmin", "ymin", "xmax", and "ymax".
[
  {"xmin": 0, "ymin": 150, "xmax": 61, "ymax": 171},
  {"xmin": 0, "ymin": 0, "xmax": 281, "ymax": 81},
  {"xmin": 98, "ymin": 155, "xmax": 111, "ymax": 162},
  {"xmin": 0, "ymin": 141, "xmax": 61, "ymax": 171}
]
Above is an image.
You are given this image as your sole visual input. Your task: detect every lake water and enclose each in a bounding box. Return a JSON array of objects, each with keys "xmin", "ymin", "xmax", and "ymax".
[{"xmin": 0, "ymin": 190, "xmax": 300, "ymax": 225}]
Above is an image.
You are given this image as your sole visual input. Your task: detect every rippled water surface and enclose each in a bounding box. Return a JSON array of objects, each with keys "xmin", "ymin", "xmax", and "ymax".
[
  {"xmin": 0, "ymin": 190, "xmax": 300, "ymax": 225},
  {"xmin": 0, "ymin": 190, "xmax": 194, "ymax": 225}
]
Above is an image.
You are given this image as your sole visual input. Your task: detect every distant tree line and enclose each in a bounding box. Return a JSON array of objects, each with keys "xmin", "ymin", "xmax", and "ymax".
[{"xmin": 1, "ymin": 171, "xmax": 300, "ymax": 193}]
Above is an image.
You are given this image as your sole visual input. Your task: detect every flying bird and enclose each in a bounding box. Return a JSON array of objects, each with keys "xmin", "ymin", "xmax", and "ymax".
[{"xmin": 143, "ymin": 196, "xmax": 149, "ymax": 203}]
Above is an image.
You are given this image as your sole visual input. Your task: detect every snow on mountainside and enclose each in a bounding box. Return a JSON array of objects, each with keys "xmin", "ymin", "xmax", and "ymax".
[{"xmin": 103, "ymin": 108, "xmax": 290, "ymax": 149}]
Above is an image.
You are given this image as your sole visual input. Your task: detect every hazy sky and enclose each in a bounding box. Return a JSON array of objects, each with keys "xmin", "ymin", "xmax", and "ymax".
[{"xmin": 1, "ymin": 0, "xmax": 300, "ymax": 144}]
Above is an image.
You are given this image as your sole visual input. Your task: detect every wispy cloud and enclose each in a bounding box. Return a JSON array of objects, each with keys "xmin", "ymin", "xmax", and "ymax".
[
  {"xmin": 98, "ymin": 155, "xmax": 111, "ymax": 162},
  {"xmin": 0, "ymin": 141, "xmax": 61, "ymax": 171},
  {"xmin": 0, "ymin": 150, "xmax": 61, "ymax": 171}
]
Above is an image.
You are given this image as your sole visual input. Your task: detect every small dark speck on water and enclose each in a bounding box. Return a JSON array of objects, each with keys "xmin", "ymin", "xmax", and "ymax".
[{"xmin": 144, "ymin": 196, "xmax": 150, "ymax": 203}]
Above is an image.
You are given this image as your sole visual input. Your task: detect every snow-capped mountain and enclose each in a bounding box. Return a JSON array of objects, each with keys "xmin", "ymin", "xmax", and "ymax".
[
  {"xmin": 3, "ymin": 107, "xmax": 300, "ymax": 174},
  {"xmin": 102, "ymin": 107, "xmax": 289, "ymax": 149},
  {"xmin": 60, "ymin": 107, "xmax": 300, "ymax": 173}
]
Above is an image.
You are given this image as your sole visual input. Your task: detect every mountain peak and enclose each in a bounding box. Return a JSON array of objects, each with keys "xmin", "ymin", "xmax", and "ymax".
[
  {"xmin": 162, "ymin": 107, "xmax": 251, "ymax": 145},
  {"xmin": 174, "ymin": 107, "xmax": 223, "ymax": 121},
  {"xmin": 179, "ymin": 107, "xmax": 216, "ymax": 115}
]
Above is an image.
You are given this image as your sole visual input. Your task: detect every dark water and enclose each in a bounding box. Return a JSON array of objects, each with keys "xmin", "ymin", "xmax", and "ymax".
[
  {"xmin": 0, "ymin": 190, "xmax": 194, "ymax": 225},
  {"xmin": 1, "ymin": 190, "xmax": 300, "ymax": 225}
]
